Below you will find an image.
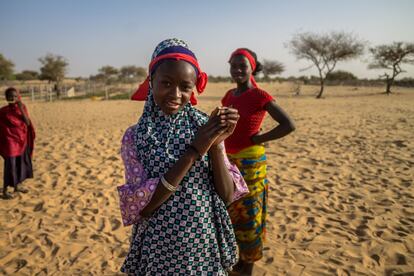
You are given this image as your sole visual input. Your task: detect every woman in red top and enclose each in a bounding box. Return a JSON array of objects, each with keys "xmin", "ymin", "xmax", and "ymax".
[
  {"xmin": 222, "ymin": 48, "xmax": 295, "ymax": 275},
  {"xmin": 0, "ymin": 87, "xmax": 35, "ymax": 199}
]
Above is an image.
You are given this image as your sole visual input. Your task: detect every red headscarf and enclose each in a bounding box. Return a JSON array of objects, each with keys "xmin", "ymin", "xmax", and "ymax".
[
  {"xmin": 229, "ymin": 49, "xmax": 258, "ymax": 88},
  {"xmin": 0, "ymin": 89, "xmax": 36, "ymax": 158},
  {"xmin": 131, "ymin": 53, "xmax": 208, "ymax": 105}
]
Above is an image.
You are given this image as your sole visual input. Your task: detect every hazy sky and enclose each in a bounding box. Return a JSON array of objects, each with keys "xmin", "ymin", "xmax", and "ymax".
[{"xmin": 1, "ymin": 0, "xmax": 414, "ymax": 79}]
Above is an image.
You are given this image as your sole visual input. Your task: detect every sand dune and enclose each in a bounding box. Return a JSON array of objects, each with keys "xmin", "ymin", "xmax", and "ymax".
[{"xmin": 0, "ymin": 83, "xmax": 413, "ymax": 275}]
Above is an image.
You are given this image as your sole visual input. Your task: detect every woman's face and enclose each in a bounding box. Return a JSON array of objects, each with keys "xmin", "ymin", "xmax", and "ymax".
[
  {"xmin": 5, "ymin": 90, "xmax": 18, "ymax": 103},
  {"xmin": 229, "ymin": 55, "xmax": 252, "ymax": 84},
  {"xmin": 152, "ymin": 60, "xmax": 197, "ymax": 115}
]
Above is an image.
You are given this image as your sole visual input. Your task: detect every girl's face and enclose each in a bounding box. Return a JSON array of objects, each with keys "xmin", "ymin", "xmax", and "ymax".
[
  {"xmin": 230, "ymin": 55, "xmax": 252, "ymax": 84},
  {"xmin": 152, "ymin": 60, "xmax": 196, "ymax": 115},
  {"xmin": 6, "ymin": 90, "xmax": 18, "ymax": 104}
]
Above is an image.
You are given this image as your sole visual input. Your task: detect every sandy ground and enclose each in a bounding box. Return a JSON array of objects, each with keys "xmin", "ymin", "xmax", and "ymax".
[{"xmin": 0, "ymin": 83, "xmax": 413, "ymax": 275}]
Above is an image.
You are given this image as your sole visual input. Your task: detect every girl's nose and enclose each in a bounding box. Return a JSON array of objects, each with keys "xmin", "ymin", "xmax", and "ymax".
[{"xmin": 172, "ymin": 86, "xmax": 182, "ymax": 98}]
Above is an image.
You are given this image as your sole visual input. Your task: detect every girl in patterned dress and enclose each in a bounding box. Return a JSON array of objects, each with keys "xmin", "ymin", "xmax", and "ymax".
[
  {"xmin": 117, "ymin": 39, "xmax": 248, "ymax": 275},
  {"xmin": 222, "ymin": 48, "xmax": 295, "ymax": 275}
]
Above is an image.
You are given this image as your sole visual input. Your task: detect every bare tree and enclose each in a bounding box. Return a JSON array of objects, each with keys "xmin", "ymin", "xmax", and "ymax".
[
  {"xmin": 288, "ymin": 31, "xmax": 364, "ymax": 98},
  {"xmin": 262, "ymin": 59, "xmax": 284, "ymax": 80},
  {"xmin": 0, "ymin": 53, "xmax": 15, "ymax": 81},
  {"xmin": 368, "ymin": 42, "xmax": 414, "ymax": 94},
  {"xmin": 39, "ymin": 53, "xmax": 69, "ymax": 99}
]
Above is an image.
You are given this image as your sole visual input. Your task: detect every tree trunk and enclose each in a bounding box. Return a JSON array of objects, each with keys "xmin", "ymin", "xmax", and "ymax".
[
  {"xmin": 54, "ymin": 82, "xmax": 61, "ymax": 99},
  {"xmin": 385, "ymin": 77, "xmax": 393, "ymax": 95},
  {"xmin": 386, "ymin": 82, "xmax": 391, "ymax": 95},
  {"xmin": 316, "ymin": 80, "xmax": 324, "ymax": 98}
]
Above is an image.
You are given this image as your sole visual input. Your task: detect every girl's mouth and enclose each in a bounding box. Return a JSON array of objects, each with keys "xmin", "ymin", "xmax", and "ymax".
[{"xmin": 166, "ymin": 101, "xmax": 181, "ymax": 109}]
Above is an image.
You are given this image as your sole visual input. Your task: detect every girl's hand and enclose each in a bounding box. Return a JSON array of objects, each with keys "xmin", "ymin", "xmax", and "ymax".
[
  {"xmin": 212, "ymin": 107, "xmax": 239, "ymax": 146},
  {"xmin": 191, "ymin": 109, "xmax": 227, "ymax": 155}
]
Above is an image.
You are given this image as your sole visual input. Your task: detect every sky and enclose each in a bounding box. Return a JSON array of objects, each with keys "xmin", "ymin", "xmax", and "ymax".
[{"xmin": 1, "ymin": 0, "xmax": 414, "ymax": 79}]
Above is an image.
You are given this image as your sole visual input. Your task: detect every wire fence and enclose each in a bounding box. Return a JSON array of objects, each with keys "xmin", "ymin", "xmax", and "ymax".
[{"xmin": 0, "ymin": 81, "xmax": 138, "ymax": 102}]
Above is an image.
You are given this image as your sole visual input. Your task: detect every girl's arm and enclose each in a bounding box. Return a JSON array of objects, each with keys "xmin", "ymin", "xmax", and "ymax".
[
  {"xmin": 140, "ymin": 148, "xmax": 199, "ymax": 217},
  {"xmin": 208, "ymin": 107, "xmax": 240, "ymax": 205},
  {"xmin": 251, "ymin": 101, "xmax": 295, "ymax": 145},
  {"xmin": 17, "ymin": 101, "xmax": 31, "ymax": 126},
  {"xmin": 209, "ymin": 144, "xmax": 235, "ymax": 205},
  {"xmin": 141, "ymin": 113, "xmax": 227, "ymax": 217}
]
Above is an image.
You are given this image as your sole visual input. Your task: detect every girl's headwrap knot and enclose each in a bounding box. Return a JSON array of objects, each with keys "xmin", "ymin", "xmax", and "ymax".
[
  {"xmin": 229, "ymin": 48, "xmax": 259, "ymax": 88},
  {"xmin": 131, "ymin": 38, "xmax": 208, "ymax": 105}
]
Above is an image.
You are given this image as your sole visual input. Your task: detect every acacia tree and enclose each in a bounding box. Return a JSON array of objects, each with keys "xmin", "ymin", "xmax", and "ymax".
[
  {"xmin": 15, "ymin": 70, "xmax": 39, "ymax": 81},
  {"xmin": 325, "ymin": 70, "xmax": 357, "ymax": 82},
  {"xmin": 262, "ymin": 59, "xmax": 284, "ymax": 80},
  {"xmin": 39, "ymin": 54, "xmax": 69, "ymax": 99},
  {"xmin": 119, "ymin": 65, "xmax": 146, "ymax": 83},
  {"xmin": 368, "ymin": 42, "xmax": 414, "ymax": 94},
  {"xmin": 98, "ymin": 65, "xmax": 119, "ymax": 84},
  {"xmin": 288, "ymin": 31, "xmax": 364, "ymax": 98},
  {"xmin": 0, "ymin": 53, "xmax": 15, "ymax": 80}
]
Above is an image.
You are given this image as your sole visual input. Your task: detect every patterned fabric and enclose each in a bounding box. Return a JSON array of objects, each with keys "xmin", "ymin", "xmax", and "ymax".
[
  {"xmin": 118, "ymin": 128, "xmax": 248, "ymax": 226},
  {"xmin": 151, "ymin": 38, "xmax": 190, "ymax": 60},
  {"xmin": 227, "ymin": 145, "xmax": 268, "ymax": 263},
  {"xmin": 119, "ymin": 38, "xmax": 243, "ymax": 275}
]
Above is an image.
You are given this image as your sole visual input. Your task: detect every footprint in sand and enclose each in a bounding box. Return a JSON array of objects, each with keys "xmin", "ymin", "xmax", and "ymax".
[
  {"xmin": 70, "ymin": 226, "xmax": 78, "ymax": 240},
  {"xmin": 51, "ymin": 245, "xmax": 60, "ymax": 257},
  {"xmin": 101, "ymin": 261, "xmax": 108, "ymax": 269},
  {"xmin": 89, "ymin": 234, "xmax": 103, "ymax": 241},
  {"xmin": 33, "ymin": 201, "xmax": 44, "ymax": 212},
  {"xmin": 371, "ymin": 254, "xmax": 380, "ymax": 266},
  {"xmin": 111, "ymin": 218, "xmax": 121, "ymax": 231},
  {"xmin": 395, "ymin": 253, "xmax": 407, "ymax": 265},
  {"xmin": 30, "ymin": 245, "xmax": 46, "ymax": 258},
  {"xmin": 7, "ymin": 259, "xmax": 28, "ymax": 273}
]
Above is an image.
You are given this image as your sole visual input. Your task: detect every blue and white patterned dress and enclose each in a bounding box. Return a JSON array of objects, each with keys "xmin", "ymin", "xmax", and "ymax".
[{"xmin": 120, "ymin": 93, "xmax": 241, "ymax": 275}]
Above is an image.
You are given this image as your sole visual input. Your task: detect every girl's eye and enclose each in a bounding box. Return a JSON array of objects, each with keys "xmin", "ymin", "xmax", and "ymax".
[
  {"xmin": 181, "ymin": 86, "xmax": 193, "ymax": 92},
  {"xmin": 162, "ymin": 81, "xmax": 171, "ymax": 87},
  {"xmin": 231, "ymin": 64, "xmax": 247, "ymax": 70}
]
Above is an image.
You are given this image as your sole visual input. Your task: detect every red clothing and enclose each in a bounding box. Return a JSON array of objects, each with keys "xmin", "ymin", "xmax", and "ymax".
[
  {"xmin": 221, "ymin": 88, "xmax": 273, "ymax": 154},
  {"xmin": 0, "ymin": 103, "xmax": 35, "ymax": 158}
]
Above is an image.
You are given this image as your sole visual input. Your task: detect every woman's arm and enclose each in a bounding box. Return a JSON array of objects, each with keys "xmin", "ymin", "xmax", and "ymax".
[
  {"xmin": 17, "ymin": 101, "xmax": 31, "ymax": 126},
  {"xmin": 251, "ymin": 101, "xmax": 295, "ymax": 145}
]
